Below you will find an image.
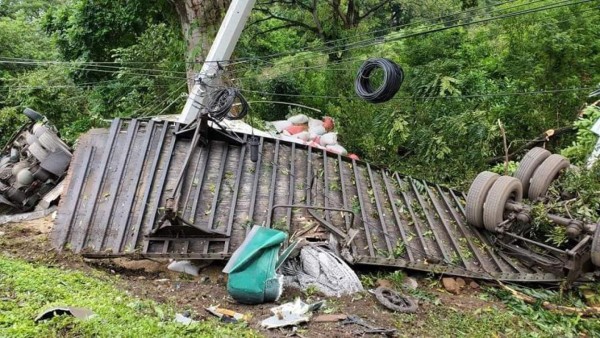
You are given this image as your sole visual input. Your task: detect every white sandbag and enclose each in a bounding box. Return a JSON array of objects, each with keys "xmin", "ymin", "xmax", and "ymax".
[
  {"xmin": 309, "ymin": 125, "xmax": 326, "ymax": 136},
  {"xmin": 287, "ymin": 114, "xmax": 309, "ymax": 124},
  {"xmin": 308, "ymin": 118, "xmax": 323, "ymax": 128},
  {"xmin": 326, "ymin": 144, "xmax": 348, "ymax": 155},
  {"xmin": 319, "ymin": 132, "xmax": 337, "ymax": 146},
  {"xmin": 271, "ymin": 120, "xmax": 292, "ymax": 133},
  {"xmin": 291, "ymin": 131, "xmax": 311, "ymax": 141}
]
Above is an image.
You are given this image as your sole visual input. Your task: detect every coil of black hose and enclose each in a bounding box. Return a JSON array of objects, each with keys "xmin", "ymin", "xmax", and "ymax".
[
  {"xmin": 207, "ymin": 87, "xmax": 249, "ymax": 121},
  {"xmin": 227, "ymin": 90, "xmax": 248, "ymax": 120},
  {"xmin": 354, "ymin": 58, "xmax": 404, "ymax": 103}
]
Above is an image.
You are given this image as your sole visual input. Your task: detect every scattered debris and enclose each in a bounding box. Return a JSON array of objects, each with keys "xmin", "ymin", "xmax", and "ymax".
[
  {"xmin": 0, "ymin": 206, "xmax": 56, "ymax": 225},
  {"xmin": 35, "ymin": 180, "xmax": 64, "ymax": 211},
  {"xmin": 205, "ymin": 306, "xmax": 248, "ymax": 322},
  {"xmin": 402, "ymin": 277, "xmax": 418, "ymax": 290},
  {"xmin": 374, "ymin": 286, "xmax": 418, "ymax": 313},
  {"xmin": 281, "ymin": 244, "xmax": 363, "ymax": 297},
  {"xmin": 442, "ymin": 277, "xmax": 461, "ymax": 295},
  {"xmin": 223, "ymin": 225, "xmax": 291, "ymax": 304},
  {"xmin": 167, "ymin": 260, "xmax": 200, "ymax": 276},
  {"xmin": 34, "ymin": 306, "xmax": 94, "ymax": 322},
  {"xmin": 261, "ymin": 298, "xmax": 324, "ymax": 329},
  {"xmin": 174, "ymin": 312, "xmax": 196, "ymax": 325},
  {"xmin": 341, "ymin": 315, "xmax": 397, "ymax": 336},
  {"xmin": 376, "ymin": 279, "xmax": 392, "ymax": 289},
  {"xmin": 500, "ymin": 282, "xmax": 600, "ymax": 317},
  {"xmin": 313, "ymin": 314, "xmax": 348, "ymax": 322}
]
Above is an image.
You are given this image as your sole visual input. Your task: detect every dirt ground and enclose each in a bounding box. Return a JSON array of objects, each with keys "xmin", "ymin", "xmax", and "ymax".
[{"xmin": 0, "ymin": 216, "xmax": 506, "ymax": 337}]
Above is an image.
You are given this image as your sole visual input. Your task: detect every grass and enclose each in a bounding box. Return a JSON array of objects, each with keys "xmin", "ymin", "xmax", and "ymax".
[
  {"xmin": 0, "ymin": 256, "xmax": 259, "ymax": 338},
  {"xmin": 394, "ymin": 305, "xmax": 535, "ymax": 337},
  {"xmin": 489, "ymin": 286, "xmax": 600, "ymax": 337}
]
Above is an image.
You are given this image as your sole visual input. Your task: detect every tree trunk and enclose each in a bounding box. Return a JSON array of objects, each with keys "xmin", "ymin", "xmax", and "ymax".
[{"xmin": 168, "ymin": 0, "xmax": 231, "ymax": 91}]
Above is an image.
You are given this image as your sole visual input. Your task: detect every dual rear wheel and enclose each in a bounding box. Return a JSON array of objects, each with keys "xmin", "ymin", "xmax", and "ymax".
[
  {"xmin": 466, "ymin": 147, "xmax": 570, "ymax": 232},
  {"xmin": 466, "ymin": 172, "xmax": 522, "ymax": 232}
]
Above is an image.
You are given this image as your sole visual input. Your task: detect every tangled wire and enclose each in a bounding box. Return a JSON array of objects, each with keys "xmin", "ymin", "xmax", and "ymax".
[
  {"xmin": 207, "ymin": 87, "xmax": 249, "ymax": 121},
  {"xmin": 354, "ymin": 58, "xmax": 404, "ymax": 103}
]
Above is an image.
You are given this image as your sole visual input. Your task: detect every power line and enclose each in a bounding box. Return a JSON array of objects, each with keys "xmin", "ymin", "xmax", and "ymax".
[
  {"xmin": 230, "ymin": 4, "xmax": 599, "ymax": 83},
  {"xmin": 141, "ymin": 82, "xmax": 187, "ymax": 117},
  {"xmin": 222, "ymin": 0, "xmax": 595, "ymax": 80},
  {"xmin": 0, "ymin": 83, "xmax": 180, "ymax": 90},
  {"xmin": 240, "ymin": 0, "xmax": 540, "ymax": 64},
  {"xmin": 239, "ymin": 86, "xmax": 596, "ymax": 101},
  {"xmin": 0, "ymin": 59, "xmax": 188, "ymax": 76},
  {"xmin": 2, "ymin": 0, "xmax": 593, "ymax": 81},
  {"xmin": 232, "ymin": 0, "xmax": 594, "ymax": 76}
]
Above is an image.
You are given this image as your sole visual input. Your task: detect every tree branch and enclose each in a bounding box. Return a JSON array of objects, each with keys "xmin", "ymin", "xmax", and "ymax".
[
  {"xmin": 251, "ymin": 23, "xmax": 300, "ymax": 38},
  {"xmin": 330, "ymin": 0, "xmax": 348, "ymax": 27},
  {"xmin": 254, "ymin": 7, "xmax": 319, "ymax": 34},
  {"xmin": 486, "ymin": 126, "xmax": 575, "ymax": 164},
  {"xmin": 359, "ymin": 0, "xmax": 392, "ymax": 20},
  {"xmin": 499, "ymin": 282, "xmax": 600, "ymax": 317}
]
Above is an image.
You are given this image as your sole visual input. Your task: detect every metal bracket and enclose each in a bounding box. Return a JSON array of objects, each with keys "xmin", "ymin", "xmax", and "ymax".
[{"xmin": 269, "ymin": 204, "xmax": 355, "ymax": 244}]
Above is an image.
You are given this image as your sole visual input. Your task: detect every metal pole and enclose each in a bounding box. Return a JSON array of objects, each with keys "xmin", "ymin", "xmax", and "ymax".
[{"xmin": 179, "ymin": 0, "xmax": 257, "ymax": 124}]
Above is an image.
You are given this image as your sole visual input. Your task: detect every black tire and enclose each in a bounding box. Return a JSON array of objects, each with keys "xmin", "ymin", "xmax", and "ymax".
[
  {"xmin": 591, "ymin": 228, "xmax": 600, "ymax": 268},
  {"xmin": 483, "ymin": 176, "xmax": 523, "ymax": 232},
  {"xmin": 466, "ymin": 171, "xmax": 500, "ymax": 228},
  {"xmin": 528, "ymin": 154, "xmax": 570, "ymax": 200},
  {"xmin": 374, "ymin": 286, "xmax": 418, "ymax": 313},
  {"xmin": 514, "ymin": 147, "xmax": 551, "ymax": 198},
  {"xmin": 23, "ymin": 108, "xmax": 44, "ymax": 122}
]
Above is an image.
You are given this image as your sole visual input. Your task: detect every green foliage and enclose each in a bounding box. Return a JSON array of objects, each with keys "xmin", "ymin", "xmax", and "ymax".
[
  {"xmin": 489, "ymin": 285, "xmax": 600, "ymax": 337},
  {"xmin": 0, "ymin": 256, "xmax": 258, "ymax": 337},
  {"xmin": 0, "ymin": 107, "xmax": 27, "ymax": 145},
  {"xmin": 358, "ymin": 270, "xmax": 406, "ymax": 290},
  {"xmin": 548, "ymin": 164, "xmax": 600, "ymax": 223},
  {"xmin": 527, "ymin": 162, "xmax": 600, "ymax": 247},
  {"xmin": 561, "ymin": 105, "xmax": 600, "ymax": 164},
  {"xmin": 386, "ymin": 270, "xmax": 406, "ymax": 289},
  {"xmin": 0, "ymin": 1, "xmax": 186, "ymax": 144},
  {"xmin": 42, "ymin": 0, "xmax": 177, "ymax": 66},
  {"xmin": 489, "ymin": 161, "xmax": 518, "ymax": 176}
]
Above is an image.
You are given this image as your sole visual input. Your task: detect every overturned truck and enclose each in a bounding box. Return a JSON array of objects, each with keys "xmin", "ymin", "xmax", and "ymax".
[
  {"xmin": 1, "ymin": 109, "xmax": 72, "ymax": 214},
  {"xmin": 51, "ymin": 117, "xmax": 599, "ymax": 283}
]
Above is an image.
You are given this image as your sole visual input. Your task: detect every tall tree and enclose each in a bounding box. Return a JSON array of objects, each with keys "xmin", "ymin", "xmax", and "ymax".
[
  {"xmin": 250, "ymin": 0, "xmax": 395, "ymax": 60},
  {"xmin": 168, "ymin": 0, "xmax": 230, "ymax": 68}
]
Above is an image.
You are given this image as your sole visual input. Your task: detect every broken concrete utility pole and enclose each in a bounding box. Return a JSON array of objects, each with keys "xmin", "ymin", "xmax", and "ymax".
[{"xmin": 179, "ymin": 0, "xmax": 257, "ymax": 124}]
